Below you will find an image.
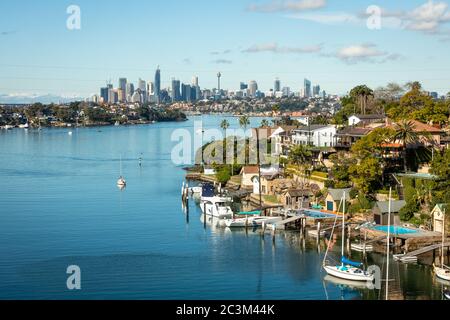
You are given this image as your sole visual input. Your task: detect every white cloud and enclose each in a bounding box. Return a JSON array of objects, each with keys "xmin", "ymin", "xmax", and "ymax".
[
  {"xmin": 288, "ymin": 12, "xmax": 360, "ymax": 25},
  {"xmin": 248, "ymin": 0, "xmax": 326, "ymax": 13},
  {"xmin": 404, "ymin": 0, "xmax": 450, "ymax": 32},
  {"xmin": 334, "ymin": 44, "xmax": 390, "ymax": 64},
  {"xmin": 242, "ymin": 43, "xmax": 322, "ymax": 53}
]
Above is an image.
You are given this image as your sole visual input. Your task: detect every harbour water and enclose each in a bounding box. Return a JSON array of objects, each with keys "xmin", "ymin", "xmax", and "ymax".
[{"xmin": 0, "ymin": 115, "xmax": 447, "ymax": 300}]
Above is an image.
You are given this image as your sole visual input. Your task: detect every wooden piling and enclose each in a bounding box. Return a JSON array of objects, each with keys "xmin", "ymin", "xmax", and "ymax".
[
  {"xmin": 203, "ymin": 202, "xmax": 207, "ymax": 229},
  {"xmin": 316, "ymin": 222, "xmax": 321, "ymax": 246}
]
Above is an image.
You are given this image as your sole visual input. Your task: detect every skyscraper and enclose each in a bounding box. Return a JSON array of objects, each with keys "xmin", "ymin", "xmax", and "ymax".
[
  {"xmin": 304, "ymin": 79, "xmax": 312, "ymax": 98},
  {"xmin": 192, "ymin": 76, "xmax": 199, "ymax": 87},
  {"xmin": 100, "ymin": 87, "xmax": 109, "ymax": 104},
  {"xmin": 155, "ymin": 66, "xmax": 161, "ymax": 104},
  {"xmin": 249, "ymin": 81, "xmax": 258, "ymax": 97},
  {"xmin": 313, "ymin": 85, "xmax": 320, "ymax": 97},
  {"xmin": 171, "ymin": 79, "xmax": 181, "ymax": 102},
  {"xmin": 119, "ymin": 78, "xmax": 127, "ymax": 101},
  {"xmin": 274, "ymin": 78, "xmax": 281, "ymax": 92},
  {"xmin": 126, "ymin": 83, "xmax": 134, "ymax": 100}
]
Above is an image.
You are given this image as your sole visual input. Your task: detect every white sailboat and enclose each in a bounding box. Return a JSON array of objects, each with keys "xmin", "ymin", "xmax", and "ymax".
[
  {"xmin": 434, "ymin": 209, "xmax": 450, "ymax": 281},
  {"xmin": 117, "ymin": 156, "xmax": 126, "ymax": 187},
  {"xmin": 323, "ymin": 192, "xmax": 375, "ymax": 282}
]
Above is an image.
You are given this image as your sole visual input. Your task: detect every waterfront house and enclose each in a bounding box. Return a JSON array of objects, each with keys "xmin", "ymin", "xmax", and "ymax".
[
  {"xmin": 292, "ymin": 125, "xmax": 337, "ymax": 148},
  {"xmin": 325, "ymin": 188, "xmax": 352, "ymax": 212},
  {"xmin": 240, "ymin": 166, "xmax": 259, "ymax": 189},
  {"xmin": 431, "ymin": 204, "xmax": 447, "ymax": 233},
  {"xmin": 348, "ymin": 114, "xmax": 386, "ymax": 127},
  {"xmin": 269, "ymin": 125, "xmax": 299, "ymax": 157},
  {"xmin": 372, "ymin": 200, "xmax": 406, "ymax": 225},
  {"xmin": 282, "ymin": 188, "xmax": 313, "ymax": 210}
]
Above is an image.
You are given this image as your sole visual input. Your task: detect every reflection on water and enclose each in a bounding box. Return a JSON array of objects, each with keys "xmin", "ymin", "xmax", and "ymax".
[{"xmin": 0, "ymin": 116, "xmax": 445, "ymax": 300}]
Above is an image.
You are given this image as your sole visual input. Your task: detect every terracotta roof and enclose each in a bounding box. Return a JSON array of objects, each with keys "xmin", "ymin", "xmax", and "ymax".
[
  {"xmin": 241, "ymin": 166, "xmax": 259, "ymax": 174},
  {"xmin": 389, "ymin": 120, "xmax": 442, "ymax": 134}
]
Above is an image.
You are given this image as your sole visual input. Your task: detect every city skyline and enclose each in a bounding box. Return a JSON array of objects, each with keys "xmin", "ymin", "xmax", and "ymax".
[{"xmin": 1, "ymin": 0, "xmax": 450, "ymax": 103}]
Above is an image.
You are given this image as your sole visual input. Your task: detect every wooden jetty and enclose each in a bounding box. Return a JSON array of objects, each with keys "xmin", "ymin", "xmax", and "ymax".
[{"xmin": 394, "ymin": 241, "xmax": 450, "ymax": 263}]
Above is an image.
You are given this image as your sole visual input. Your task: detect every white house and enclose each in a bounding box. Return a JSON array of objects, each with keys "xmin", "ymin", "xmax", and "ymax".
[
  {"xmin": 292, "ymin": 125, "xmax": 336, "ymax": 148},
  {"xmin": 269, "ymin": 126, "xmax": 298, "ymax": 156}
]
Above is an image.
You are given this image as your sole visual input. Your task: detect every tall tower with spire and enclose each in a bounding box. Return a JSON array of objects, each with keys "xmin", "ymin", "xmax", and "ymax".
[
  {"xmin": 217, "ymin": 72, "xmax": 221, "ymax": 92},
  {"xmin": 155, "ymin": 66, "xmax": 161, "ymax": 104}
]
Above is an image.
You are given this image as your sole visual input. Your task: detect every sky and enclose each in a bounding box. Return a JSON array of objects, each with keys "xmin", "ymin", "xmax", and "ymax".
[{"xmin": 0, "ymin": 0, "xmax": 450, "ymax": 102}]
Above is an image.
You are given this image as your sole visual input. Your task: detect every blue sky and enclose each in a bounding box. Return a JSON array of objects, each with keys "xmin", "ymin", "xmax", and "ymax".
[{"xmin": 0, "ymin": 0, "xmax": 450, "ymax": 101}]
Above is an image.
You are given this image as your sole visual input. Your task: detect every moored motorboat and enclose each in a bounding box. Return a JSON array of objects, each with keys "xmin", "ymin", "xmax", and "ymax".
[{"xmin": 200, "ymin": 196, "xmax": 233, "ymax": 219}]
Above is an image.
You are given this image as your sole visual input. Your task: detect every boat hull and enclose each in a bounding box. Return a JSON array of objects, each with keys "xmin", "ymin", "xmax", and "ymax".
[
  {"xmin": 434, "ymin": 266, "xmax": 450, "ymax": 281},
  {"xmin": 324, "ymin": 265, "xmax": 374, "ymax": 282}
]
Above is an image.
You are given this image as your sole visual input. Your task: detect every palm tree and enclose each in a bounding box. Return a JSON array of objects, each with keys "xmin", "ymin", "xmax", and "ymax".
[
  {"xmin": 272, "ymin": 105, "xmax": 280, "ymax": 125},
  {"xmin": 220, "ymin": 119, "xmax": 230, "ymax": 136},
  {"xmin": 261, "ymin": 119, "xmax": 270, "ymax": 127},
  {"xmin": 392, "ymin": 120, "xmax": 420, "ymax": 173},
  {"xmin": 405, "ymin": 81, "xmax": 422, "ymax": 92},
  {"xmin": 350, "ymin": 85, "xmax": 374, "ymax": 115},
  {"xmin": 239, "ymin": 115, "xmax": 250, "ymax": 132},
  {"xmin": 220, "ymin": 119, "xmax": 230, "ymax": 164},
  {"xmin": 239, "ymin": 116, "xmax": 251, "ymax": 165}
]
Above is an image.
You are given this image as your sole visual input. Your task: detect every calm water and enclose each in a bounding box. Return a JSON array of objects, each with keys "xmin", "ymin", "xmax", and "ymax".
[{"xmin": 0, "ymin": 115, "xmax": 447, "ymax": 300}]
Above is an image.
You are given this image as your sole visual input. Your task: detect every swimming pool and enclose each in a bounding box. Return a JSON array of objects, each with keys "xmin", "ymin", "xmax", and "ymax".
[
  {"xmin": 302, "ymin": 210, "xmax": 336, "ymax": 219},
  {"xmin": 372, "ymin": 226, "xmax": 420, "ymax": 234}
]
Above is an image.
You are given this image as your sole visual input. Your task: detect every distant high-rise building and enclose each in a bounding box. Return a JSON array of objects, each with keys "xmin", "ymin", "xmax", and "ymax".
[
  {"xmin": 240, "ymin": 82, "xmax": 248, "ymax": 90},
  {"xmin": 108, "ymin": 89, "xmax": 118, "ymax": 104},
  {"xmin": 282, "ymin": 87, "xmax": 290, "ymax": 97},
  {"xmin": 192, "ymin": 76, "xmax": 199, "ymax": 87},
  {"xmin": 155, "ymin": 66, "xmax": 161, "ymax": 104},
  {"xmin": 171, "ymin": 79, "xmax": 181, "ymax": 102},
  {"xmin": 119, "ymin": 78, "xmax": 127, "ymax": 100},
  {"xmin": 249, "ymin": 81, "xmax": 258, "ymax": 97},
  {"xmin": 100, "ymin": 87, "xmax": 109, "ymax": 104},
  {"xmin": 117, "ymin": 88, "xmax": 126, "ymax": 102},
  {"xmin": 313, "ymin": 85, "xmax": 320, "ymax": 97},
  {"xmin": 181, "ymin": 83, "xmax": 192, "ymax": 102},
  {"xmin": 304, "ymin": 79, "xmax": 312, "ymax": 98},
  {"xmin": 274, "ymin": 78, "xmax": 281, "ymax": 92},
  {"xmin": 126, "ymin": 83, "xmax": 134, "ymax": 100}
]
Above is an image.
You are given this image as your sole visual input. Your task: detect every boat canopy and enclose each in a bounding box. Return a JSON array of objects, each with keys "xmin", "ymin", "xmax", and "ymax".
[
  {"xmin": 238, "ymin": 210, "xmax": 262, "ymax": 216},
  {"xmin": 342, "ymin": 257, "xmax": 363, "ymax": 268}
]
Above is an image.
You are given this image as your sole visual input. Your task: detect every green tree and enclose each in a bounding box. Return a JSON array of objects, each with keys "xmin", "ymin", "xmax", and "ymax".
[
  {"xmin": 349, "ymin": 157, "xmax": 383, "ymax": 194},
  {"xmin": 430, "ymin": 148, "xmax": 450, "ymax": 205},
  {"xmin": 288, "ymin": 144, "xmax": 313, "ymax": 180}
]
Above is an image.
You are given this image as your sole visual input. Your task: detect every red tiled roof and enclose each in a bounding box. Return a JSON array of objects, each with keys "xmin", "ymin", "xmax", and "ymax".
[{"xmin": 242, "ymin": 166, "xmax": 259, "ymax": 174}]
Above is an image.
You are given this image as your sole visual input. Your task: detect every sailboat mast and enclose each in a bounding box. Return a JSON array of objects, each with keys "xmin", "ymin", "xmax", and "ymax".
[
  {"xmin": 386, "ymin": 187, "xmax": 392, "ymax": 301},
  {"xmin": 341, "ymin": 192, "xmax": 345, "ymax": 263},
  {"xmin": 442, "ymin": 209, "xmax": 446, "ymax": 267}
]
